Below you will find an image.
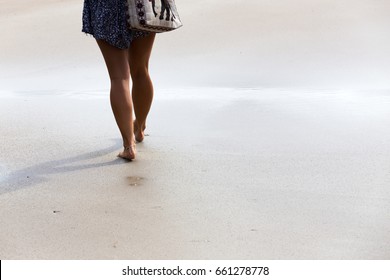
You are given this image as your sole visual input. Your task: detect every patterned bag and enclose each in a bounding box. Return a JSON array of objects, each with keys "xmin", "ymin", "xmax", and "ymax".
[{"xmin": 127, "ymin": 0, "xmax": 183, "ymax": 33}]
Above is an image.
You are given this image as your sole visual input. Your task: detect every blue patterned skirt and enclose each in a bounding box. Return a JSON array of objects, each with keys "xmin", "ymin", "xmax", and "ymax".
[{"xmin": 82, "ymin": 0, "xmax": 149, "ymax": 49}]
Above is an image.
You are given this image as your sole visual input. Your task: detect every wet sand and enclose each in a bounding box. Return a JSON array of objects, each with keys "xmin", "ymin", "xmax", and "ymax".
[
  {"xmin": 1, "ymin": 1, "xmax": 390, "ymax": 259},
  {"xmin": 1, "ymin": 88, "xmax": 390, "ymax": 259}
]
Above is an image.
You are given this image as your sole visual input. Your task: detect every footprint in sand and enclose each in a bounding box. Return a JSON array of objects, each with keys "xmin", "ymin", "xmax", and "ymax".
[{"xmin": 127, "ymin": 176, "xmax": 144, "ymax": 187}]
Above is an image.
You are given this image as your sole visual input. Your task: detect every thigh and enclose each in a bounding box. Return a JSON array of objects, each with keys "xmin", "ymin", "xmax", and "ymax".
[
  {"xmin": 128, "ymin": 33, "xmax": 156, "ymax": 75},
  {"xmin": 96, "ymin": 39, "xmax": 130, "ymax": 80}
]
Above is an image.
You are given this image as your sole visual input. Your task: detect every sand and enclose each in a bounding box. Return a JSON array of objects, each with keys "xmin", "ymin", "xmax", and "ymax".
[{"xmin": 0, "ymin": 0, "xmax": 390, "ymax": 259}]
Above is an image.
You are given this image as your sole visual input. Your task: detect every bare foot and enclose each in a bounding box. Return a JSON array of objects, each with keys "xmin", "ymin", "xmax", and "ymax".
[
  {"xmin": 117, "ymin": 145, "xmax": 136, "ymax": 161},
  {"xmin": 134, "ymin": 120, "xmax": 146, "ymax": 143}
]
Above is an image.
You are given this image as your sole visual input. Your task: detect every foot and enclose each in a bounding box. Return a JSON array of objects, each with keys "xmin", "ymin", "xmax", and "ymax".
[
  {"xmin": 117, "ymin": 144, "xmax": 136, "ymax": 161},
  {"xmin": 134, "ymin": 120, "xmax": 146, "ymax": 143}
]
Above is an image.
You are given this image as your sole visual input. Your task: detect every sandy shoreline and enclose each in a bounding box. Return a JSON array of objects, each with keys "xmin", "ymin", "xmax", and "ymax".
[
  {"xmin": 1, "ymin": 88, "xmax": 390, "ymax": 259},
  {"xmin": 1, "ymin": 0, "xmax": 390, "ymax": 91},
  {"xmin": 1, "ymin": 0, "xmax": 390, "ymax": 259}
]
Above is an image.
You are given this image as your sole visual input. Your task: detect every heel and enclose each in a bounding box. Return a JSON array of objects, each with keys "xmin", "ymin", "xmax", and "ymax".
[{"xmin": 118, "ymin": 144, "xmax": 136, "ymax": 161}]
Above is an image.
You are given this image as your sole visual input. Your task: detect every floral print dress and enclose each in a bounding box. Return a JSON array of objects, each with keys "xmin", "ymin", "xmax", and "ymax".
[{"xmin": 82, "ymin": 0, "xmax": 149, "ymax": 49}]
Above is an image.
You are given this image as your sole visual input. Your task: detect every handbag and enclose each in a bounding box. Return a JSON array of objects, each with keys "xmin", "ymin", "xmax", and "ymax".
[{"xmin": 127, "ymin": 0, "xmax": 183, "ymax": 33}]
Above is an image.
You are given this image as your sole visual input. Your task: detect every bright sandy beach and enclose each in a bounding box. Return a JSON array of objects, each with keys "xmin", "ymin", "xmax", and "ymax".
[{"xmin": 0, "ymin": 0, "xmax": 390, "ymax": 259}]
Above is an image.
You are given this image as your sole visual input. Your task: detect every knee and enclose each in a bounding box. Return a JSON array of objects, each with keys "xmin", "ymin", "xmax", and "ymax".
[
  {"xmin": 110, "ymin": 77, "xmax": 130, "ymax": 91},
  {"xmin": 130, "ymin": 66, "xmax": 150, "ymax": 81}
]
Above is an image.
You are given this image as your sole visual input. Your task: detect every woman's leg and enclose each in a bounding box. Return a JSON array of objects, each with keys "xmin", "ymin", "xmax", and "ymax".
[
  {"xmin": 128, "ymin": 33, "xmax": 156, "ymax": 142},
  {"xmin": 96, "ymin": 39, "xmax": 136, "ymax": 160}
]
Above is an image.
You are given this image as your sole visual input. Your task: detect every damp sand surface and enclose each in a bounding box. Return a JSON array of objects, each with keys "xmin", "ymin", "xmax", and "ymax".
[
  {"xmin": 1, "ymin": 0, "xmax": 390, "ymax": 259},
  {"xmin": 1, "ymin": 88, "xmax": 390, "ymax": 259}
]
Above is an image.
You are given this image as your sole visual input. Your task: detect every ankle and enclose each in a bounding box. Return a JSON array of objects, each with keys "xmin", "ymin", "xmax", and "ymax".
[
  {"xmin": 123, "ymin": 138, "xmax": 135, "ymax": 148},
  {"xmin": 134, "ymin": 120, "xmax": 146, "ymax": 130}
]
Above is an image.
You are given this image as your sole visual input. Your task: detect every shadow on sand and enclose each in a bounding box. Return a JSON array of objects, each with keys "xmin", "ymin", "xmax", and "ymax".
[{"xmin": 0, "ymin": 139, "xmax": 126, "ymax": 195}]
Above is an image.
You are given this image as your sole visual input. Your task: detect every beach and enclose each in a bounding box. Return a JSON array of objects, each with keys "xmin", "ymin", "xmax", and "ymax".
[{"xmin": 1, "ymin": 0, "xmax": 390, "ymax": 259}]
